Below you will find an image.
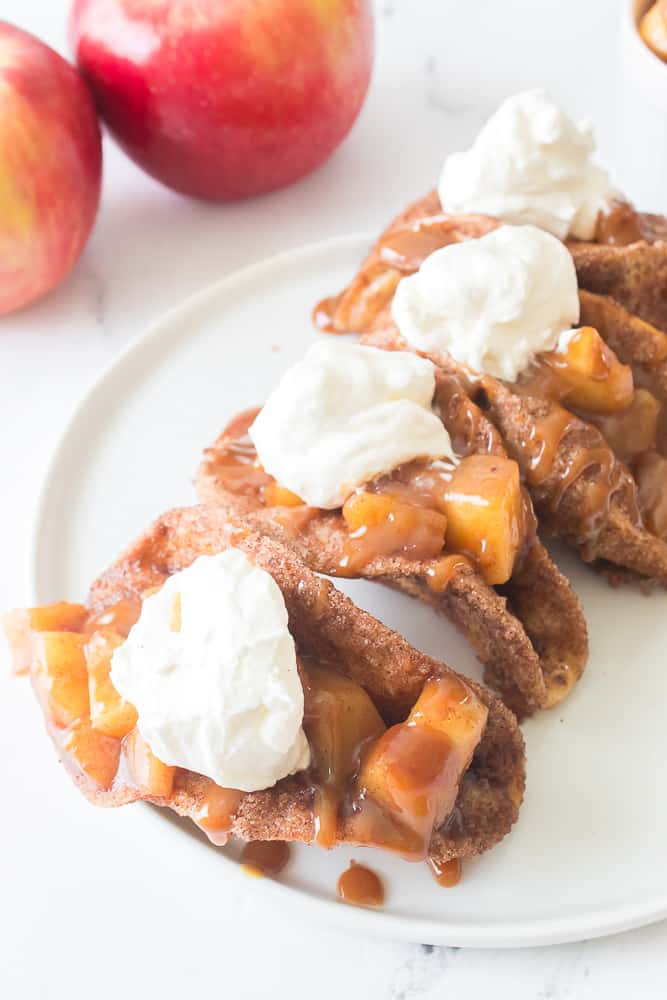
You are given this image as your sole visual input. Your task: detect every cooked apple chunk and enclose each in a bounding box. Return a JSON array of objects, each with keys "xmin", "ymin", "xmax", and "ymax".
[
  {"xmin": 33, "ymin": 631, "xmax": 90, "ymax": 728},
  {"xmin": 303, "ymin": 662, "xmax": 385, "ymax": 847},
  {"xmin": 124, "ymin": 728, "xmax": 175, "ymax": 799},
  {"xmin": 64, "ymin": 718, "xmax": 121, "ymax": 791},
  {"xmin": 589, "ymin": 389, "xmax": 661, "ymax": 463},
  {"xmin": 3, "ymin": 602, "xmax": 87, "ymax": 675},
  {"xmin": 303, "ymin": 663, "xmax": 385, "ymax": 786},
  {"xmin": 355, "ymin": 674, "xmax": 488, "ymax": 857},
  {"xmin": 85, "ymin": 629, "xmax": 138, "ymax": 739},
  {"xmin": 443, "ymin": 455, "xmax": 522, "ymax": 585},
  {"xmin": 543, "ymin": 326, "xmax": 634, "ymax": 414},
  {"xmin": 263, "ymin": 483, "xmax": 306, "ymax": 507},
  {"xmin": 342, "ymin": 490, "xmax": 447, "ymax": 565}
]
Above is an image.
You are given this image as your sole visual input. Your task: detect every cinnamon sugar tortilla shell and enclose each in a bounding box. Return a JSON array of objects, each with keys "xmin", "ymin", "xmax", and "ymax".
[
  {"xmin": 65, "ymin": 506, "xmax": 526, "ymax": 865},
  {"xmin": 197, "ymin": 396, "xmax": 588, "ymax": 717},
  {"xmin": 570, "ymin": 223, "xmax": 667, "ymax": 333},
  {"xmin": 578, "ymin": 290, "xmax": 667, "ymax": 404}
]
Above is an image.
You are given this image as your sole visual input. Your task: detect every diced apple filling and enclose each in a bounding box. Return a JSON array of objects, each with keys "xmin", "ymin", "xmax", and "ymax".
[
  {"xmin": 124, "ymin": 728, "xmax": 175, "ymax": 798},
  {"xmin": 543, "ymin": 326, "xmax": 634, "ymax": 414},
  {"xmin": 443, "ymin": 455, "xmax": 522, "ymax": 585},
  {"xmin": 342, "ymin": 491, "xmax": 448, "ymax": 567},
  {"xmin": 354, "ymin": 674, "xmax": 488, "ymax": 858},
  {"xmin": 263, "ymin": 483, "xmax": 306, "ymax": 507},
  {"xmin": 589, "ymin": 389, "xmax": 661, "ymax": 463},
  {"xmin": 85, "ymin": 629, "xmax": 138, "ymax": 739},
  {"xmin": 303, "ymin": 662, "xmax": 385, "ymax": 847},
  {"xmin": 33, "ymin": 631, "xmax": 90, "ymax": 728},
  {"xmin": 2, "ymin": 602, "xmax": 87, "ymax": 675},
  {"xmin": 64, "ymin": 718, "xmax": 121, "ymax": 791}
]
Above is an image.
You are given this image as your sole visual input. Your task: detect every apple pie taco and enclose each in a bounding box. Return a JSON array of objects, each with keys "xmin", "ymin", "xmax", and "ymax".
[
  {"xmin": 197, "ymin": 342, "xmax": 587, "ymax": 717},
  {"xmin": 316, "ymin": 92, "xmax": 667, "ymax": 585},
  {"xmin": 5, "ymin": 506, "xmax": 525, "ymax": 870}
]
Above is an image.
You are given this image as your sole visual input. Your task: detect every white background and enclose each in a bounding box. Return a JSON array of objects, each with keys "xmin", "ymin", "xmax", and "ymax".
[{"xmin": 1, "ymin": 0, "xmax": 666, "ymax": 996}]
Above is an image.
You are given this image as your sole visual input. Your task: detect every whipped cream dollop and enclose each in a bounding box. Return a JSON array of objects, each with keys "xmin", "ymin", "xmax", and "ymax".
[
  {"xmin": 392, "ymin": 224, "xmax": 580, "ymax": 382},
  {"xmin": 249, "ymin": 341, "xmax": 454, "ymax": 509},
  {"xmin": 110, "ymin": 550, "xmax": 310, "ymax": 793},
  {"xmin": 439, "ymin": 90, "xmax": 618, "ymax": 240}
]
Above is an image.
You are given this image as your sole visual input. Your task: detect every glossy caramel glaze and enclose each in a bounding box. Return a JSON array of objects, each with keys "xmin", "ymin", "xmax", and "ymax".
[
  {"xmin": 344, "ymin": 673, "xmax": 487, "ymax": 861},
  {"xmin": 378, "ymin": 216, "xmax": 464, "ymax": 271},
  {"xmin": 194, "ymin": 783, "xmax": 244, "ymax": 846},
  {"xmin": 301, "ymin": 658, "xmax": 386, "ymax": 849},
  {"xmin": 337, "ymin": 861, "xmax": 385, "ymax": 907},
  {"xmin": 240, "ymin": 840, "xmax": 290, "ymax": 877},
  {"xmin": 427, "ymin": 856, "xmax": 462, "ymax": 887}
]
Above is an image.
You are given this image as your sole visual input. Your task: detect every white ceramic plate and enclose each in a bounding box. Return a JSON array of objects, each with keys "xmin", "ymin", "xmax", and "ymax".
[{"xmin": 30, "ymin": 235, "xmax": 667, "ymax": 948}]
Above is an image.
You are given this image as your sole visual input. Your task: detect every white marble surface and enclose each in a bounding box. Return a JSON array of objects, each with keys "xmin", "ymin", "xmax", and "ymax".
[{"xmin": 1, "ymin": 0, "xmax": 667, "ymax": 996}]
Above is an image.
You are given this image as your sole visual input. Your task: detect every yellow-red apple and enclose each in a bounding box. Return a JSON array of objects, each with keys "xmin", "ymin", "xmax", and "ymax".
[
  {"xmin": 0, "ymin": 22, "xmax": 102, "ymax": 316},
  {"xmin": 70, "ymin": 0, "xmax": 373, "ymax": 200}
]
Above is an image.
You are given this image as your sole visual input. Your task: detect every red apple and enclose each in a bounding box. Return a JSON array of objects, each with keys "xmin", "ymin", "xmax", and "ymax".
[
  {"xmin": 70, "ymin": 0, "xmax": 374, "ymax": 201},
  {"xmin": 0, "ymin": 22, "xmax": 102, "ymax": 316}
]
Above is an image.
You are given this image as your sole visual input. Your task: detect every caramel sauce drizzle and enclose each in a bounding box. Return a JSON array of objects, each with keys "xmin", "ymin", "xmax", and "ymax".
[
  {"xmin": 194, "ymin": 783, "xmax": 243, "ymax": 847},
  {"xmin": 240, "ymin": 840, "xmax": 290, "ymax": 878},
  {"xmin": 337, "ymin": 861, "xmax": 385, "ymax": 907},
  {"xmin": 511, "ymin": 399, "xmax": 636, "ymax": 543},
  {"xmin": 301, "ymin": 659, "xmax": 385, "ymax": 849},
  {"xmin": 427, "ymin": 856, "xmax": 462, "ymax": 888},
  {"xmin": 378, "ymin": 216, "xmax": 464, "ymax": 272}
]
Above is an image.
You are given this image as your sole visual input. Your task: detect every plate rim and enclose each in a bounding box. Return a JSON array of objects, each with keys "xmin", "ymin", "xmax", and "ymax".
[{"xmin": 28, "ymin": 233, "xmax": 667, "ymax": 948}]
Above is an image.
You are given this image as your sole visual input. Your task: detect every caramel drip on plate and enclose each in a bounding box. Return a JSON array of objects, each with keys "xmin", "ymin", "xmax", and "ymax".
[
  {"xmin": 240, "ymin": 841, "xmax": 290, "ymax": 878},
  {"xmin": 337, "ymin": 862, "xmax": 385, "ymax": 907},
  {"xmin": 427, "ymin": 856, "xmax": 462, "ymax": 888}
]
